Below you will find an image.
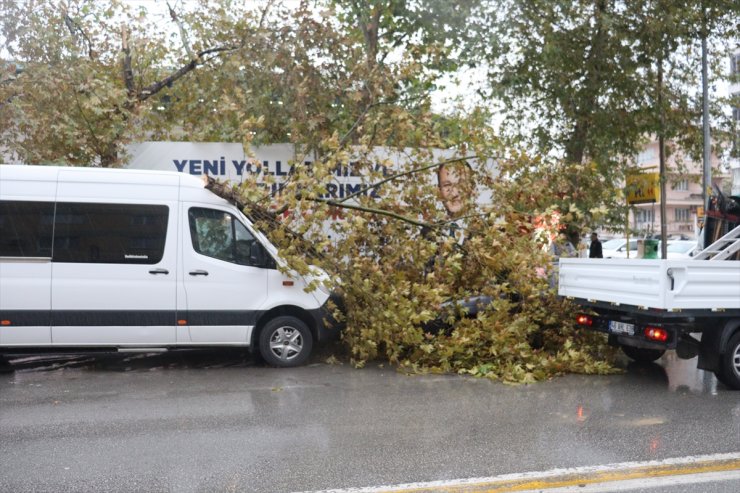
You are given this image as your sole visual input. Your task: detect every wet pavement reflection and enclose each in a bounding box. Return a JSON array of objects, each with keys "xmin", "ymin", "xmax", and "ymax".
[
  {"xmin": 3, "ymin": 348, "xmax": 256, "ymax": 373},
  {"xmin": 0, "ymin": 346, "xmax": 731, "ymax": 395}
]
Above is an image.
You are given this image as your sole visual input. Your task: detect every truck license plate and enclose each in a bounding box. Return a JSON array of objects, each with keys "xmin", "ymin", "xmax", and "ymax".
[{"xmin": 608, "ymin": 320, "xmax": 635, "ymax": 336}]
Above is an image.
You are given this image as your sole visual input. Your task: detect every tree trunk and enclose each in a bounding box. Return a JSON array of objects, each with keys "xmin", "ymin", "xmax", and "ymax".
[
  {"xmin": 355, "ymin": 2, "xmax": 381, "ymax": 125},
  {"xmin": 564, "ymin": 118, "xmax": 590, "ymax": 164},
  {"xmin": 658, "ymin": 57, "xmax": 667, "ymax": 258},
  {"xmin": 99, "ymin": 142, "xmax": 120, "ymax": 168},
  {"xmin": 563, "ymin": 0, "xmax": 609, "ymax": 165}
]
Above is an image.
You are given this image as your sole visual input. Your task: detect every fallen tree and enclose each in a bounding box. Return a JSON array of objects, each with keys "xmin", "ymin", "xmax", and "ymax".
[{"xmin": 204, "ymin": 147, "xmax": 619, "ymax": 383}]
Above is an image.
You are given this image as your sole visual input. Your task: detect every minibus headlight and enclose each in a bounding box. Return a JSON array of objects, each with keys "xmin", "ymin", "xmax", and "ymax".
[
  {"xmin": 306, "ymin": 266, "xmax": 332, "ymax": 296},
  {"xmin": 317, "ymin": 281, "xmax": 331, "ymax": 296}
]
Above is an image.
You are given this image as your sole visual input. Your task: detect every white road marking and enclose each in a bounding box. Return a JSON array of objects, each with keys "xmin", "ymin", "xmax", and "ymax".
[{"xmin": 295, "ymin": 452, "xmax": 740, "ymax": 493}]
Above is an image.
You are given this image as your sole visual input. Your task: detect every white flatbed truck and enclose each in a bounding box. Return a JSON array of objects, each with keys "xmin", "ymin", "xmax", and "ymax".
[{"xmin": 558, "ymin": 226, "xmax": 740, "ymax": 389}]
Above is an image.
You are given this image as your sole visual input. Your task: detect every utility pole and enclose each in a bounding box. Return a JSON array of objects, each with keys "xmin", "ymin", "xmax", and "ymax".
[
  {"xmin": 659, "ymin": 58, "xmax": 668, "ymax": 259},
  {"xmin": 701, "ymin": 26, "xmax": 712, "ymax": 223}
]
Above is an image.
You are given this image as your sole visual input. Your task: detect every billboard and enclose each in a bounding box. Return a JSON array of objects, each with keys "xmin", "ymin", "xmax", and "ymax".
[
  {"xmin": 125, "ymin": 141, "xmax": 491, "ymax": 204},
  {"xmin": 626, "ymin": 172, "xmax": 660, "ymax": 204},
  {"xmin": 127, "ymin": 142, "xmax": 305, "ymax": 197}
]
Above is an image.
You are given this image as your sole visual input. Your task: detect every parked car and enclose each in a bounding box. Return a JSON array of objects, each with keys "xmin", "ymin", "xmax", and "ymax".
[
  {"xmin": 601, "ymin": 238, "xmax": 698, "ymax": 259},
  {"xmin": 601, "ymin": 238, "xmax": 639, "ymax": 259},
  {"xmin": 665, "ymin": 240, "xmax": 698, "ymax": 259}
]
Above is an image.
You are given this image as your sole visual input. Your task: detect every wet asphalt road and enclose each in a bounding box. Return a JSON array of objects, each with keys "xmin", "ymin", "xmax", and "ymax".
[{"xmin": 0, "ymin": 349, "xmax": 738, "ymax": 493}]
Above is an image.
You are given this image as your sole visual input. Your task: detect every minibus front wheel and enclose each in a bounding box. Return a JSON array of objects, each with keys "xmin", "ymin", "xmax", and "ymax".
[{"xmin": 258, "ymin": 316, "xmax": 314, "ymax": 367}]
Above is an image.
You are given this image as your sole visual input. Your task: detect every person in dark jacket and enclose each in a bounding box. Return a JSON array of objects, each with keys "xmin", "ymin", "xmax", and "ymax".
[{"xmin": 589, "ymin": 232, "xmax": 603, "ymax": 258}]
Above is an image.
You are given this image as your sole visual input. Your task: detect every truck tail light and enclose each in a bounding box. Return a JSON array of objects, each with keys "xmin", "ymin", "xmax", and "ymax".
[
  {"xmin": 644, "ymin": 327, "xmax": 668, "ymax": 342},
  {"xmin": 576, "ymin": 314, "xmax": 593, "ymax": 326}
]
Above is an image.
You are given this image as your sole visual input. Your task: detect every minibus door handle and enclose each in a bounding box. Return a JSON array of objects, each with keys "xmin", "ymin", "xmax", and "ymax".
[
  {"xmin": 149, "ymin": 268, "xmax": 170, "ymax": 275},
  {"xmin": 189, "ymin": 270, "xmax": 209, "ymax": 276}
]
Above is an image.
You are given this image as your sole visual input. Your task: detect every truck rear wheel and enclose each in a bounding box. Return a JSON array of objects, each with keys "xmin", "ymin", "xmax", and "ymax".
[
  {"xmin": 715, "ymin": 332, "xmax": 740, "ymax": 390},
  {"xmin": 258, "ymin": 316, "xmax": 313, "ymax": 368},
  {"xmin": 621, "ymin": 345, "xmax": 665, "ymax": 363}
]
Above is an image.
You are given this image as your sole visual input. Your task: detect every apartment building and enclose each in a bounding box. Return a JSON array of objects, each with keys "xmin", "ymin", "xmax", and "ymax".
[
  {"xmin": 730, "ymin": 50, "xmax": 740, "ymax": 196},
  {"xmin": 630, "ymin": 139, "xmax": 725, "ymax": 239},
  {"xmin": 629, "ymin": 50, "xmax": 739, "ymax": 238}
]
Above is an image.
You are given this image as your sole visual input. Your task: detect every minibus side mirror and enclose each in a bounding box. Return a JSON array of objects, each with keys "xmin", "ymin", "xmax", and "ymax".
[
  {"xmin": 235, "ymin": 239, "xmax": 275, "ymax": 269},
  {"xmin": 250, "ymin": 242, "xmax": 271, "ymax": 268}
]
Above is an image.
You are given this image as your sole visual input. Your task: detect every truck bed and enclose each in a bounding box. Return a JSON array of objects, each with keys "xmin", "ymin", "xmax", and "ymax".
[{"xmin": 558, "ymin": 258, "xmax": 740, "ymax": 311}]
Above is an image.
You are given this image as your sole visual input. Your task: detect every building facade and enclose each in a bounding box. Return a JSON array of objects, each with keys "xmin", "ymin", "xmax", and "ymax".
[
  {"xmin": 629, "ymin": 50, "xmax": 739, "ymax": 238},
  {"xmin": 730, "ymin": 50, "xmax": 740, "ymax": 196},
  {"xmin": 630, "ymin": 140, "xmax": 724, "ymax": 239}
]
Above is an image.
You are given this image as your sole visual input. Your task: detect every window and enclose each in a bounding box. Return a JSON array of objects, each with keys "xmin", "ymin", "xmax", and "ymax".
[
  {"xmin": 672, "ymin": 179, "xmax": 689, "ymax": 191},
  {"xmin": 635, "ymin": 209, "xmax": 654, "ymax": 223},
  {"xmin": 675, "ymin": 208, "xmax": 690, "ymax": 222},
  {"xmin": 637, "ymin": 148, "xmax": 657, "ymax": 165},
  {"xmin": 0, "ymin": 201, "xmax": 54, "ymax": 257},
  {"xmin": 731, "ymin": 54, "xmax": 740, "ymax": 76},
  {"xmin": 188, "ymin": 207, "xmax": 259, "ymax": 266},
  {"xmin": 53, "ymin": 203, "xmax": 168, "ymax": 264}
]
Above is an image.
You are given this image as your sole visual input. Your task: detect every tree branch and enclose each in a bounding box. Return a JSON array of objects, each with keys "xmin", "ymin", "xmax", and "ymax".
[
  {"xmin": 121, "ymin": 27, "xmax": 135, "ymax": 97},
  {"xmin": 334, "ymin": 155, "xmax": 478, "ymax": 204},
  {"xmin": 203, "ymin": 175, "xmax": 437, "ymax": 230},
  {"xmin": 338, "ymin": 101, "xmax": 377, "ymax": 147},
  {"xmin": 339, "ymin": 93, "xmax": 427, "ymax": 147},
  {"xmin": 63, "ymin": 12, "xmax": 95, "ymax": 59},
  {"xmin": 310, "ymin": 198, "xmax": 431, "ymax": 228},
  {"xmin": 204, "ymin": 151, "xmax": 487, "ymax": 233},
  {"xmin": 258, "ymin": 0, "xmax": 276, "ymax": 29},
  {"xmin": 379, "ymin": 31, "xmax": 412, "ymax": 64},
  {"xmin": 166, "ymin": 1, "xmax": 196, "ymax": 61},
  {"xmin": 137, "ymin": 45, "xmax": 240, "ymax": 102},
  {"xmin": 73, "ymin": 91, "xmax": 105, "ymax": 158}
]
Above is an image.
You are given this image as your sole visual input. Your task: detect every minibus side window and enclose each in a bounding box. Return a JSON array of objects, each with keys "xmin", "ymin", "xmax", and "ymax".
[
  {"xmin": 0, "ymin": 200, "xmax": 54, "ymax": 257},
  {"xmin": 52, "ymin": 203, "xmax": 168, "ymax": 264},
  {"xmin": 188, "ymin": 207, "xmax": 259, "ymax": 266}
]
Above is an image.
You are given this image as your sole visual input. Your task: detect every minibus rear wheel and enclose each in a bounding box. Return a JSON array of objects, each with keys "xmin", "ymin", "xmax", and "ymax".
[{"xmin": 258, "ymin": 316, "xmax": 313, "ymax": 367}]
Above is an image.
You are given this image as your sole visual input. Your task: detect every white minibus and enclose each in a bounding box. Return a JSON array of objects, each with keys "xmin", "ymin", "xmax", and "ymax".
[{"xmin": 0, "ymin": 165, "xmax": 338, "ymax": 368}]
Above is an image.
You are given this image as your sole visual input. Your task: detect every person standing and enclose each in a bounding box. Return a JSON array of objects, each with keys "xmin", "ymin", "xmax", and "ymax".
[
  {"xmin": 589, "ymin": 232, "xmax": 603, "ymax": 258},
  {"xmin": 551, "ymin": 231, "xmax": 576, "ymax": 258}
]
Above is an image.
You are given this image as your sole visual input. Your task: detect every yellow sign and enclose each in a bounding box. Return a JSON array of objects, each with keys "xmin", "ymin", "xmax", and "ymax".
[
  {"xmin": 626, "ymin": 172, "xmax": 660, "ymax": 204},
  {"xmin": 697, "ymin": 206, "xmax": 704, "ymax": 218}
]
